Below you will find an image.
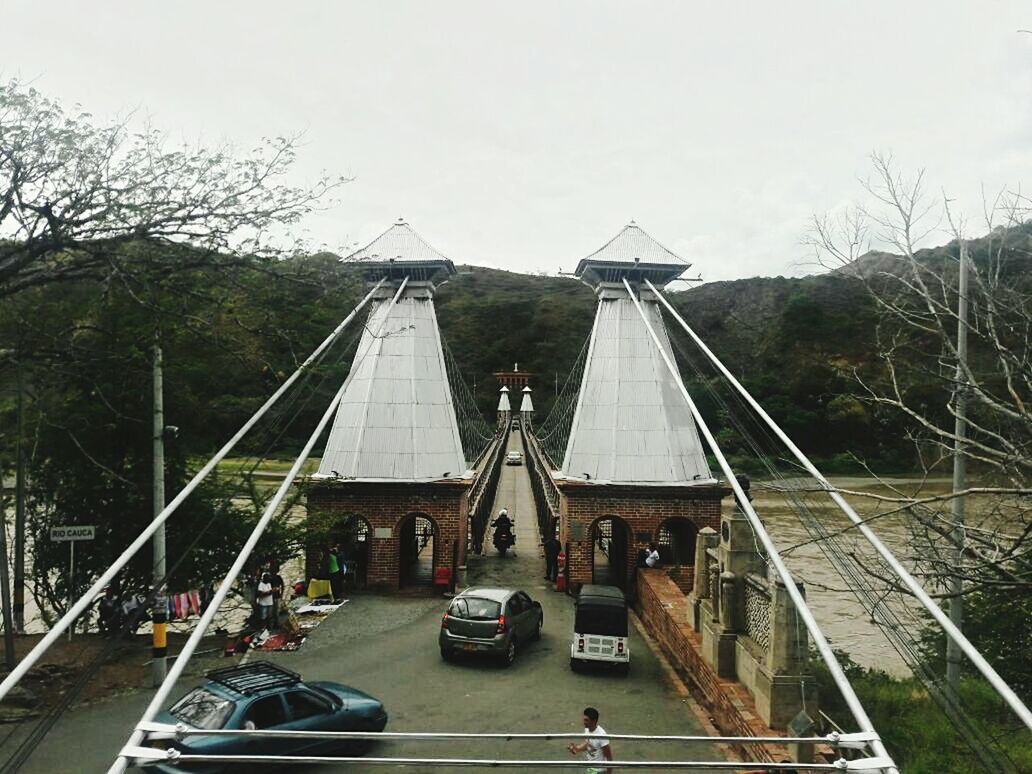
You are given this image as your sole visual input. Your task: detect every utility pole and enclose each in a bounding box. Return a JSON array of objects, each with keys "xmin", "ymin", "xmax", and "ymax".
[
  {"xmin": 0, "ymin": 457, "xmax": 16, "ymax": 667},
  {"xmin": 555, "ymin": 372, "xmax": 558, "ymax": 397},
  {"xmin": 14, "ymin": 362, "xmax": 26, "ymax": 632},
  {"xmin": 151, "ymin": 339, "xmax": 168, "ymax": 685},
  {"xmin": 946, "ymin": 239, "xmax": 969, "ymax": 689}
]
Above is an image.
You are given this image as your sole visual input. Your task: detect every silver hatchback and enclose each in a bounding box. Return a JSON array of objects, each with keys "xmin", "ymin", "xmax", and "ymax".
[{"xmin": 439, "ymin": 587, "xmax": 543, "ymax": 666}]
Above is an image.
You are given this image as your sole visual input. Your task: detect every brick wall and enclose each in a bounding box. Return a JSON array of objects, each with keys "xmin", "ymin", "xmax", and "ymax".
[
  {"xmin": 560, "ymin": 482, "xmax": 727, "ymax": 593},
  {"xmin": 636, "ymin": 570, "xmax": 789, "ymax": 764},
  {"xmin": 305, "ymin": 479, "xmax": 470, "ymax": 589}
]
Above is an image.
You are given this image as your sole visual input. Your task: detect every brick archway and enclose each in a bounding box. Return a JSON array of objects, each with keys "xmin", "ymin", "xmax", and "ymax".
[
  {"xmin": 657, "ymin": 517, "xmax": 698, "ymax": 566},
  {"xmin": 398, "ymin": 512, "xmax": 438, "ymax": 587},
  {"xmin": 332, "ymin": 514, "xmax": 372, "ymax": 589},
  {"xmin": 589, "ymin": 515, "xmax": 631, "ymax": 589}
]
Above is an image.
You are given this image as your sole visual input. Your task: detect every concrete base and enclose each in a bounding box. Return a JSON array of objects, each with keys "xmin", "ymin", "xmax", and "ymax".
[
  {"xmin": 734, "ymin": 639, "xmax": 816, "ymax": 729},
  {"xmin": 700, "ymin": 616, "xmax": 737, "ymax": 678}
]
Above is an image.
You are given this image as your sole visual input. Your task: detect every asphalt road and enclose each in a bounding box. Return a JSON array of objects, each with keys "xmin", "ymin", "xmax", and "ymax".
[{"xmin": 10, "ymin": 431, "xmax": 724, "ymax": 772}]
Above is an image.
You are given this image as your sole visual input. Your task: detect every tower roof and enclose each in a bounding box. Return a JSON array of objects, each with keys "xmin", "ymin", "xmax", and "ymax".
[
  {"xmin": 561, "ymin": 295, "xmax": 712, "ymax": 485},
  {"xmin": 574, "ymin": 222, "xmax": 690, "ymax": 288},
  {"xmin": 344, "ymin": 220, "xmax": 457, "ymax": 285},
  {"xmin": 317, "ymin": 291, "xmax": 467, "ymax": 481}
]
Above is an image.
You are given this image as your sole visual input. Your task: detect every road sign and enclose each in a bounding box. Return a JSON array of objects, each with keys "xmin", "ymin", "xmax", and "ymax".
[
  {"xmin": 49, "ymin": 526, "xmax": 95, "ymax": 640},
  {"xmin": 49, "ymin": 526, "xmax": 95, "ymax": 542}
]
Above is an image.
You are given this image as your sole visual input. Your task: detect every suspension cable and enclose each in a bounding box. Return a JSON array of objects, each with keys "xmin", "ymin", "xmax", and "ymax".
[
  {"xmin": 646, "ymin": 278, "xmax": 1032, "ymax": 733},
  {"xmin": 0, "ymin": 278, "xmax": 386, "ymax": 705},
  {"xmin": 108, "ymin": 278, "xmax": 410, "ymax": 774},
  {"xmin": 664, "ymin": 329, "xmax": 1017, "ymax": 772},
  {"xmin": 622, "ymin": 278, "xmax": 897, "ymax": 774}
]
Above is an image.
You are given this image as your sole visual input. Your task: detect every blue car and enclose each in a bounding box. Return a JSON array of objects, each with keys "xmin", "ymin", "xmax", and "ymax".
[{"xmin": 147, "ymin": 662, "xmax": 387, "ymax": 772}]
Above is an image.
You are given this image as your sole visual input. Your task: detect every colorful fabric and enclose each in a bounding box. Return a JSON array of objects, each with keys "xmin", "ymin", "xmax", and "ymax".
[
  {"xmin": 188, "ymin": 591, "xmax": 201, "ymax": 616},
  {"xmin": 306, "ymin": 578, "xmax": 333, "ymax": 600}
]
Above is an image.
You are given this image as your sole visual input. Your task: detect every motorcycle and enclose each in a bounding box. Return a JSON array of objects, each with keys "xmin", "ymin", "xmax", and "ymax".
[{"xmin": 492, "ymin": 522, "xmax": 516, "ymax": 557}]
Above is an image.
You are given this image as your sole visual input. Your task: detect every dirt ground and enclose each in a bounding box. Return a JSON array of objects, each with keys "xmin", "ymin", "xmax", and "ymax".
[{"xmin": 0, "ymin": 631, "xmax": 225, "ymax": 720}]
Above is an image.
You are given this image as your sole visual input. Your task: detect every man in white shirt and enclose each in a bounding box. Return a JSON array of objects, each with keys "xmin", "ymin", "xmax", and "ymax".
[
  {"xmin": 256, "ymin": 572, "xmax": 274, "ymax": 628},
  {"xmin": 567, "ymin": 706, "xmax": 612, "ymax": 774},
  {"xmin": 645, "ymin": 543, "xmax": 660, "ymax": 568}
]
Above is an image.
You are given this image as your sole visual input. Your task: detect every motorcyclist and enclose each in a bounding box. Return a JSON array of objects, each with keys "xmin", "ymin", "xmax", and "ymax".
[{"xmin": 491, "ymin": 509, "xmax": 515, "ymax": 551}]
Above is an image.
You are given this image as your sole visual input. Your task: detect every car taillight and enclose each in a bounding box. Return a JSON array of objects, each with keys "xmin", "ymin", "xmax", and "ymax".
[
  {"xmin": 496, "ymin": 615, "xmax": 506, "ymax": 633},
  {"xmin": 441, "ymin": 613, "xmax": 449, "ymax": 629},
  {"xmin": 617, "ymin": 640, "xmax": 624, "ymax": 654},
  {"xmin": 578, "ymin": 637, "xmax": 585, "ymax": 652}
]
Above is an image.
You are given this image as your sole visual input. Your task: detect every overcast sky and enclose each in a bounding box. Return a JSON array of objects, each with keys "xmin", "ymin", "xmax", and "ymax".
[{"xmin": 6, "ymin": 1, "xmax": 1032, "ymax": 282}]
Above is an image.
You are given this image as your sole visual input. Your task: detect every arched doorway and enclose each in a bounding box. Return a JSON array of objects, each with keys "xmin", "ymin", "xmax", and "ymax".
[
  {"xmin": 657, "ymin": 518, "xmax": 698, "ymax": 566},
  {"xmin": 590, "ymin": 516, "xmax": 630, "ymax": 589},
  {"xmin": 398, "ymin": 513, "xmax": 437, "ymax": 587},
  {"xmin": 331, "ymin": 515, "xmax": 371, "ymax": 590}
]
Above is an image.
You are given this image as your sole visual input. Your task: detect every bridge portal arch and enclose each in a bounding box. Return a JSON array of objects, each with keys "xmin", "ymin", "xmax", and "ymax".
[
  {"xmin": 589, "ymin": 515, "xmax": 631, "ymax": 589},
  {"xmin": 398, "ymin": 512, "xmax": 438, "ymax": 587},
  {"xmin": 657, "ymin": 517, "xmax": 698, "ymax": 566},
  {"xmin": 331, "ymin": 514, "xmax": 371, "ymax": 589}
]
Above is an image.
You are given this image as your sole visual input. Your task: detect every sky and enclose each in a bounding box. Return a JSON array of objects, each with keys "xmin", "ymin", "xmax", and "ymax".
[{"xmin": 5, "ymin": 1, "xmax": 1032, "ymax": 282}]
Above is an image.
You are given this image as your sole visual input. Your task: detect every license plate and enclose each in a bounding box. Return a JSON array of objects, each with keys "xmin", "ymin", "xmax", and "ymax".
[{"xmin": 464, "ymin": 644, "xmax": 477, "ymax": 652}]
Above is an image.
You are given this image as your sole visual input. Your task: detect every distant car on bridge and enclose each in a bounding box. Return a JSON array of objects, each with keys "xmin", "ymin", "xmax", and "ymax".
[
  {"xmin": 505, "ymin": 450, "xmax": 523, "ymax": 465},
  {"xmin": 149, "ymin": 662, "xmax": 387, "ymax": 772},
  {"xmin": 439, "ymin": 587, "xmax": 543, "ymax": 666}
]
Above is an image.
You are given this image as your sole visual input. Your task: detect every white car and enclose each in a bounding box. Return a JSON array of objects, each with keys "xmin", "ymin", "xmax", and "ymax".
[{"xmin": 505, "ymin": 451, "xmax": 523, "ymax": 466}]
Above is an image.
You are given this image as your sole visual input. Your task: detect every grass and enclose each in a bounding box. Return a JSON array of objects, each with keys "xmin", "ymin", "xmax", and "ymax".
[
  {"xmin": 813, "ymin": 659, "xmax": 1032, "ymax": 773},
  {"xmin": 189, "ymin": 456, "xmax": 322, "ymax": 476}
]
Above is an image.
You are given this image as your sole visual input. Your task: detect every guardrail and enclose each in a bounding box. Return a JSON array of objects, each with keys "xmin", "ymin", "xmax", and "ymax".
[{"xmin": 468, "ymin": 431, "xmax": 506, "ymax": 554}]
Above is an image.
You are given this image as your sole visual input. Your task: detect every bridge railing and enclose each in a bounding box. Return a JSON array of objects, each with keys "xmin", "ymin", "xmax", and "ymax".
[
  {"xmin": 467, "ymin": 430, "xmax": 506, "ymax": 555},
  {"xmin": 522, "ymin": 428, "xmax": 561, "ymax": 540}
]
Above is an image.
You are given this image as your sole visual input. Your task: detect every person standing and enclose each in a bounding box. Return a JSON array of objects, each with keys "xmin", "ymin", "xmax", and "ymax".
[
  {"xmin": 269, "ymin": 563, "xmax": 285, "ymax": 627},
  {"xmin": 256, "ymin": 573, "xmax": 274, "ymax": 629},
  {"xmin": 567, "ymin": 707, "xmax": 612, "ymax": 774},
  {"xmin": 645, "ymin": 543, "xmax": 660, "ymax": 568},
  {"xmin": 543, "ymin": 533, "xmax": 561, "ymax": 582},
  {"xmin": 327, "ymin": 545, "xmax": 344, "ymax": 602}
]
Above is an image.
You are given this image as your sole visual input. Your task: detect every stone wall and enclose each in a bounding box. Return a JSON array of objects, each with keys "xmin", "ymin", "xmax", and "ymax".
[
  {"xmin": 636, "ymin": 569, "xmax": 788, "ymax": 764},
  {"xmin": 304, "ymin": 479, "xmax": 470, "ymax": 589}
]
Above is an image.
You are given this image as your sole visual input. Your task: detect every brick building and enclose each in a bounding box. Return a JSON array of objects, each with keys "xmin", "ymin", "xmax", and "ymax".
[{"xmin": 303, "ymin": 221, "xmax": 476, "ymax": 590}]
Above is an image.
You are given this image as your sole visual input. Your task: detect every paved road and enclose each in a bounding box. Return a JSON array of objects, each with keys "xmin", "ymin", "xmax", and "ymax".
[{"xmin": 10, "ymin": 431, "xmax": 723, "ymax": 772}]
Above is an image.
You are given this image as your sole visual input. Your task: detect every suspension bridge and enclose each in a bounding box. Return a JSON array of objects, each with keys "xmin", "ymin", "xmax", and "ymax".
[{"xmin": 0, "ymin": 220, "xmax": 1028, "ymax": 772}]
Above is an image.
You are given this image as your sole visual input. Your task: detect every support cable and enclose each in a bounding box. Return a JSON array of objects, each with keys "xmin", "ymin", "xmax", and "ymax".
[
  {"xmin": 108, "ymin": 279, "xmax": 409, "ymax": 774},
  {"xmin": 622, "ymin": 278, "xmax": 897, "ymax": 774},
  {"xmin": 0, "ymin": 324, "xmax": 372, "ymax": 774},
  {"xmin": 665, "ymin": 330, "xmax": 1015, "ymax": 772},
  {"xmin": 0, "ymin": 278, "xmax": 386, "ymax": 705},
  {"xmin": 123, "ymin": 749, "xmax": 892, "ymax": 771},
  {"xmin": 646, "ymin": 278, "xmax": 1032, "ymax": 733}
]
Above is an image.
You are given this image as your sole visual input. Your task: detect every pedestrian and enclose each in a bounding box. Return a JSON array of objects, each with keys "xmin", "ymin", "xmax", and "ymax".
[
  {"xmin": 566, "ymin": 706, "xmax": 612, "ymax": 774},
  {"xmin": 256, "ymin": 572, "xmax": 274, "ymax": 628},
  {"xmin": 543, "ymin": 533, "xmax": 561, "ymax": 582},
  {"xmin": 645, "ymin": 542, "xmax": 660, "ymax": 568},
  {"xmin": 327, "ymin": 545, "xmax": 344, "ymax": 601},
  {"xmin": 269, "ymin": 563, "xmax": 285, "ymax": 627}
]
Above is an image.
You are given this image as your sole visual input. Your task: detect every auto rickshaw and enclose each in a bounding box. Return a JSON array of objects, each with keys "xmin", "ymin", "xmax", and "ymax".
[{"xmin": 569, "ymin": 584, "xmax": 629, "ymax": 675}]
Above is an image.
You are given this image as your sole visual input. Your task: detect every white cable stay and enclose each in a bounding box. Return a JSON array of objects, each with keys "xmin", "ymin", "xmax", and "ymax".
[
  {"xmin": 0, "ymin": 277, "xmax": 386, "ymax": 706},
  {"xmin": 122, "ymin": 746, "xmax": 895, "ymax": 771},
  {"xmin": 645, "ymin": 278, "xmax": 1032, "ymax": 733},
  {"xmin": 621, "ymin": 278, "xmax": 898, "ymax": 774},
  {"xmin": 108, "ymin": 278, "xmax": 411, "ymax": 774},
  {"xmin": 135, "ymin": 721, "xmax": 877, "ymax": 748}
]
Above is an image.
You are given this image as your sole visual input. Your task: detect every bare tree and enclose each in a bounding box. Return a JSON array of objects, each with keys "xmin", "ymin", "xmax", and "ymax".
[
  {"xmin": 806, "ymin": 153, "xmax": 1031, "ymax": 690},
  {"xmin": 0, "ymin": 78, "xmax": 347, "ymax": 299}
]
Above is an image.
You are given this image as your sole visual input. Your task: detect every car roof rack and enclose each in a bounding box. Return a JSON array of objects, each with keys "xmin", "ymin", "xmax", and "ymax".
[{"xmin": 205, "ymin": 661, "xmax": 301, "ymax": 696}]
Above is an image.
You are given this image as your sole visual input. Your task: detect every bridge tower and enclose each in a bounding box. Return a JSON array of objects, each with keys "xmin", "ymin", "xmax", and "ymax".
[
  {"xmin": 305, "ymin": 220, "xmax": 476, "ymax": 590},
  {"xmin": 553, "ymin": 222, "xmax": 728, "ymax": 592}
]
